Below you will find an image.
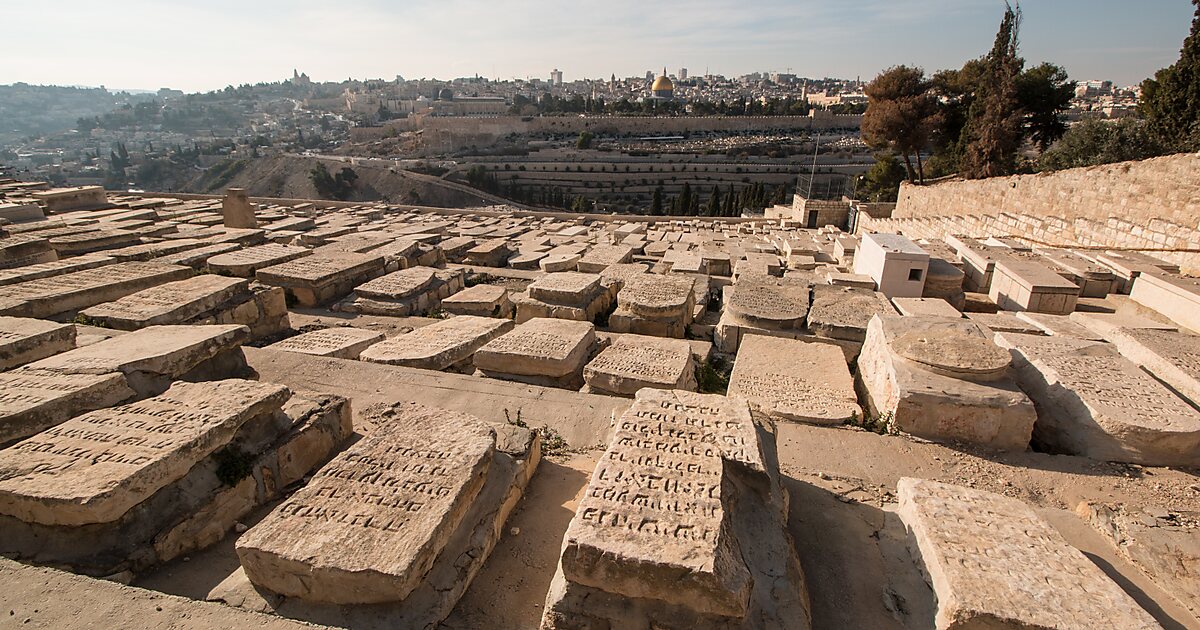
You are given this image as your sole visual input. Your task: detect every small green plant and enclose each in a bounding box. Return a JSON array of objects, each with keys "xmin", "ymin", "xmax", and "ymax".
[
  {"xmin": 846, "ymin": 410, "xmax": 896, "ymax": 435},
  {"xmin": 696, "ymin": 356, "xmax": 731, "ymax": 394},
  {"xmin": 504, "ymin": 408, "xmax": 527, "ymax": 428},
  {"xmin": 465, "ymin": 273, "xmax": 496, "ymax": 288},
  {"xmin": 214, "ymin": 447, "xmax": 255, "ymax": 486},
  {"xmin": 538, "ymin": 425, "xmax": 569, "ymax": 456},
  {"xmin": 424, "ymin": 307, "xmax": 450, "ymax": 319}
]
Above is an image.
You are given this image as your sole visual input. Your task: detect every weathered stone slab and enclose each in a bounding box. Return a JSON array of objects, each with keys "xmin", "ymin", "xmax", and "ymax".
[
  {"xmin": 1130, "ymin": 272, "xmax": 1200, "ymax": 334},
  {"xmin": 891, "ymin": 297, "xmax": 961, "ymax": 318},
  {"xmin": 153, "ymin": 242, "xmax": 240, "ymax": 269},
  {"xmin": 355, "ymin": 266, "xmax": 437, "ymax": 300},
  {"xmin": 858, "ymin": 315, "xmax": 1036, "ymax": 451},
  {"xmin": 1101, "ymin": 327, "xmax": 1200, "ymax": 408},
  {"xmin": 79, "ymin": 275, "xmax": 249, "ymax": 330},
  {"xmin": 0, "ymin": 233, "xmax": 56, "ymax": 269},
  {"xmin": 807, "ymin": 284, "xmax": 896, "ymax": 343},
  {"xmin": 964, "ymin": 311, "xmax": 1044, "ymax": 335},
  {"xmin": 236, "ymin": 404, "xmax": 496, "ymax": 604},
  {"xmin": 0, "ymin": 379, "xmax": 291, "ymax": 526},
  {"xmin": 728, "ymin": 335, "xmax": 859, "ymax": 425},
  {"xmin": 577, "ymin": 244, "xmax": 635, "ymax": 273},
  {"xmin": 474, "ymin": 318, "xmax": 595, "ymax": 386},
  {"xmin": 898, "ymin": 477, "xmax": 1161, "ymax": 630},
  {"xmin": 582, "ymin": 334, "xmax": 696, "ymax": 396},
  {"xmin": 544, "ymin": 389, "xmax": 809, "ymax": 629},
  {"xmin": 336, "ymin": 266, "xmax": 465, "ymax": 316},
  {"xmin": 0, "ymin": 316, "xmax": 75, "ymax": 371},
  {"xmin": 0, "ymin": 261, "xmax": 193, "ymax": 319},
  {"xmin": 0, "ymin": 368, "xmax": 135, "ymax": 445},
  {"xmin": 528, "ymin": 272, "xmax": 601, "ymax": 304},
  {"xmin": 0, "ymin": 254, "xmax": 115, "ymax": 286},
  {"xmin": 440, "ymin": 284, "xmax": 513, "ymax": 318},
  {"xmin": 1015, "ymin": 311, "xmax": 1106, "ymax": 340},
  {"xmin": 358, "ymin": 316, "xmax": 513, "ymax": 371},
  {"xmin": 996, "ymin": 331, "xmax": 1200, "ymax": 466},
  {"xmin": 256, "ymin": 252, "xmax": 385, "ymax": 307},
  {"xmin": 47, "ymin": 228, "xmax": 141, "ymax": 256},
  {"xmin": 726, "ymin": 276, "xmax": 809, "ymax": 327},
  {"xmin": 989, "ymin": 257, "xmax": 1081, "ymax": 314},
  {"xmin": 28, "ymin": 324, "xmax": 250, "ymax": 396},
  {"xmin": 1069, "ymin": 311, "xmax": 1177, "ymax": 338},
  {"xmin": 266, "ymin": 327, "xmax": 385, "ymax": 360},
  {"xmin": 207, "ymin": 244, "xmax": 311, "ymax": 277}
]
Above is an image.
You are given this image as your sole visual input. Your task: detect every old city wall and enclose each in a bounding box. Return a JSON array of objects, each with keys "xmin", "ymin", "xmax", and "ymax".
[{"xmin": 864, "ymin": 153, "xmax": 1200, "ymax": 273}]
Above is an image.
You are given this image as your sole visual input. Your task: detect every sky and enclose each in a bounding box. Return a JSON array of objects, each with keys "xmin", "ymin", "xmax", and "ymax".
[{"xmin": 1, "ymin": 0, "xmax": 1193, "ymax": 93}]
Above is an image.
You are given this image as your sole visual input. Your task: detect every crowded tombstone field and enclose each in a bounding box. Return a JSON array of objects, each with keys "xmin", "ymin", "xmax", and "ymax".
[{"xmin": 1, "ymin": 182, "xmax": 1199, "ymax": 630}]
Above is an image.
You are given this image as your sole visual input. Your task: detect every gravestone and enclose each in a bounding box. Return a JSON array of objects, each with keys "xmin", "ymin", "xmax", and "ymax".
[
  {"xmin": 79, "ymin": 275, "xmax": 250, "ymax": 330},
  {"xmin": 440, "ymin": 284, "xmax": 513, "ymax": 318},
  {"xmin": 582, "ymin": 334, "xmax": 696, "ymax": 396},
  {"xmin": 0, "ymin": 254, "xmax": 114, "ymax": 287},
  {"xmin": 0, "ymin": 316, "xmax": 76, "ymax": 370},
  {"xmin": 898, "ymin": 477, "xmax": 1160, "ymax": 630},
  {"xmin": 237, "ymin": 401, "xmax": 537, "ymax": 622},
  {"xmin": 474, "ymin": 318, "xmax": 596, "ymax": 388},
  {"xmin": 336, "ymin": 266, "xmax": 465, "ymax": 316},
  {"xmin": 0, "ymin": 368, "xmax": 135, "ymax": 446},
  {"xmin": 513, "ymin": 272, "xmax": 616, "ymax": 324},
  {"xmin": 728, "ymin": 335, "xmax": 859, "ymax": 425},
  {"xmin": 256, "ymin": 252, "xmax": 385, "ymax": 307},
  {"xmin": 608, "ymin": 274, "xmax": 695, "ymax": 338},
  {"xmin": 857, "ymin": 315, "xmax": 1036, "ymax": 451},
  {"xmin": 715, "ymin": 276, "xmax": 811, "ymax": 353},
  {"xmin": 358, "ymin": 316, "xmax": 513, "ymax": 372},
  {"xmin": 891, "ymin": 297, "xmax": 961, "ymax": 318},
  {"xmin": 996, "ymin": 331, "xmax": 1200, "ymax": 466},
  {"xmin": 576, "ymin": 244, "xmax": 635, "ymax": 273},
  {"xmin": 1100, "ymin": 327, "xmax": 1200, "ymax": 408},
  {"xmin": 542, "ymin": 389, "xmax": 809, "ymax": 629},
  {"xmin": 207, "ymin": 244, "xmax": 311, "ymax": 277},
  {"xmin": 267, "ymin": 327, "xmax": 385, "ymax": 360},
  {"xmin": 0, "ymin": 261, "xmax": 193, "ymax": 319},
  {"xmin": 807, "ymin": 284, "xmax": 897, "ymax": 344}
]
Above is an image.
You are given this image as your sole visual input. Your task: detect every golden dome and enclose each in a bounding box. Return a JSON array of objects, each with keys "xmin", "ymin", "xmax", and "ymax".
[{"xmin": 652, "ymin": 74, "xmax": 674, "ymax": 92}]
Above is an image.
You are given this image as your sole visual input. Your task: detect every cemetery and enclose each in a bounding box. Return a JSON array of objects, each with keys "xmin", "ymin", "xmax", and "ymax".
[{"xmin": 0, "ymin": 183, "xmax": 1196, "ymax": 629}]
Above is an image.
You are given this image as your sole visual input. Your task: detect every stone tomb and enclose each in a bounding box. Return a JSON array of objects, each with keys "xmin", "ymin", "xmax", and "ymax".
[
  {"xmin": 1130, "ymin": 271, "xmax": 1200, "ymax": 334},
  {"xmin": 358, "ymin": 316, "xmax": 514, "ymax": 372},
  {"xmin": 581, "ymin": 334, "xmax": 696, "ymax": 396},
  {"xmin": 207, "ymin": 244, "xmax": 311, "ymax": 277},
  {"xmin": 576, "ymin": 244, "xmax": 635, "ymax": 273},
  {"xmin": 857, "ymin": 315, "xmax": 1036, "ymax": 451},
  {"xmin": 512, "ymin": 272, "xmax": 617, "ymax": 324},
  {"xmin": 0, "ymin": 253, "xmax": 115, "ymax": 287},
  {"xmin": 988, "ymin": 257, "xmax": 1081, "ymax": 315},
  {"xmin": 462, "ymin": 238, "xmax": 511, "ymax": 267},
  {"xmin": 1100, "ymin": 326, "xmax": 1200, "ymax": 408},
  {"xmin": 0, "ymin": 379, "xmax": 351, "ymax": 575},
  {"xmin": 236, "ymin": 402, "xmax": 537, "ymax": 627},
  {"xmin": 267, "ymin": 327, "xmax": 385, "ymax": 360},
  {"xmin": 715, "ymin": 276, "xmax": 811, "ymax": 353},
  {"xmin": 996, "ymin": 332, "xmax": 1200, "ymax": 466},
  {"xmin": 78, "ymin": 275, "xmax": 289, "ymax": 339},
  {"xmin": 608, "ymin": 274, "xmax": 696, "ymax": 338},
  {"xmin": 335, "ymin": 266, "xmax": 465, "ymax": 317},
  {"xmin": 1015, "ymin": 312, "xmax": 1106, "ymax": 340},
  {"xmin": 806, "ymin": 284, "xmax": 897, "ymax": 345},
  {"xmin": 0, "ymin": 261, "xmax": 193, "ymax": 319},
  {"xmin": 542, "ymin": 389, "xmax": 810, "ymax": 630},
  {"xmin": 0, "ymin": 369, "xmax": 135, "ymax": 446},
  {"xmin": 0, "ymin": 316, "xmax": 76, "ymax": 371},
  {"xmin": 728, "ymin": 335, "xmax": 859, "ymax": 425},
  {"xmin": 473, "ymin": 317, "xmax": 596, "ymax": 389},
  {"xmin": 440, "ymin": 283, "xmax": 513, "ymax": 318},
  {"xmin": 891, "ymin": 297, "xmax": 961, "ymax": 318},
  {"xmin": 0, "ymin": 234, "xmax": 57, "ymax": 269},
  {"xmin": 897, "ymin": 477, "xmax": 1160, "ymax": 630},
  {"xmin": 256, "ymin": 252, "xmax": 385, "ymax": 307}
]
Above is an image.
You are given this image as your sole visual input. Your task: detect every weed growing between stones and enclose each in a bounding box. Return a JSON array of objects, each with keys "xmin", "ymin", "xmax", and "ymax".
[
  {"xmin": 696, "ymin": 355, "xmax": 732, "ymax": 394},
  {"xmin": 214, "ymin": 447, "xmax": 255, "ymax": 486}
]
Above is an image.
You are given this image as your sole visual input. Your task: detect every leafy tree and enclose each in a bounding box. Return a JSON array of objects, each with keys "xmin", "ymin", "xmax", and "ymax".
[
  {"xmin": 961, "ymin": 3, "xmax": 1026, "ymax": 179},
  {"xmin": 861, "ymin": 66, "xmax": 940, "ymax": 182},
  {"xmin": 1015, "ymin": 63, "xmax": 1075, "ymax": 152},
  {"xmin": 856, "ymin": 154, "xmax": 907, "ymax": 202},
  {"xmin": 704, "ymin": 186, "xmax": 721, "ymax": 217},
  {"xmin": 650, "ymin": 186, "xmax": 664, "ymax": 215},
  {"xmin": 576, "ymin": 131, "xmax": 594, "ymax": 149},
  {"xmin": 1039, "ymin": 118, "xmax": 1164, "ymax": 171},
  {"xmin": 1140, "ymin": 0, "xmax": 1200, "ymax": 152}
]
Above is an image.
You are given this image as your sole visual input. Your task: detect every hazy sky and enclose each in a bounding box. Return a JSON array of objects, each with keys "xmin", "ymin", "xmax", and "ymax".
[{"xmin": 2, "ymin": 0, "xmax": 1193, "ymax": 92}]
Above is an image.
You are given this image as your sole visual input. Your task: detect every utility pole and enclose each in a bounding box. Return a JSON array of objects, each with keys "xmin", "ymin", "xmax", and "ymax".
[{"xmin": 807, "ymin": 132, "xmax": 820, "ymax": 198}]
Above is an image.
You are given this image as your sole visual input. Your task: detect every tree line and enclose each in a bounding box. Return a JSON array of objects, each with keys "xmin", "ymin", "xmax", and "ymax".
[{"xmin": 857, "ymin": 0, "xmax": 1200, "ymax": 202}]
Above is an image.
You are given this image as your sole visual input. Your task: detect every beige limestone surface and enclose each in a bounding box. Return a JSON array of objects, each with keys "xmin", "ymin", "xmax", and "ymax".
[
  {"xmin": 728, "ymin": 334, "xmax": 859, "ymax": 425},
  {"xmin": 582, "ymin": 334, "xmax": 696, "ymax": 395},
  {"xmin": 898, "ymin": 477, "xmax": 1160, "ymax": 630},
  {"xmin": 207, "ymin": 244, "xmax": 310, "ymax": 277},
  {"xmin": 79, "ymin": 275, "xmax": 249, "ymax": 329},
  {"xmin": 358, "ymin": 316, "xmax": 513, "ymax": 370},
  {"xmin": 267, "ymin": 327, "xmax": 385, "ymax": 360},
  {"xmin": 0, "ymin": 316, "xmax": 76, "ymax": 370},
  {"xmin": 0, "ymin": 379, "xmax": 290, "ymax": 527},
  {"xmin": 474, "ymin": 318, "xmax": 595, "ymax": 379}
]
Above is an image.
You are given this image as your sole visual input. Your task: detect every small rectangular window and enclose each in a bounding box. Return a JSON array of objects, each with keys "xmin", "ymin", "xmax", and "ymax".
[{"xmin": 908, "ymin": 268, "xmax": 923, "ymax": 282}]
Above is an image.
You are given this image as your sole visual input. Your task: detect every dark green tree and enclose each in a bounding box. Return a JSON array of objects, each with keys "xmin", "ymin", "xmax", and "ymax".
[
  {"xmin": 1140, "ymin": 0, "xmax": 1200, "ymax": 152},
  {"xmin": 1039, "ymin": 118, "xmax": 1164, "ymax": 171},
  {"xmin": 961, "ymin": 2, "xmax": 1026, "ymax": 179},
  {"xmin": 856, "ymin": 154, "xmax": 907, "ymax": 202},
  {"xmin": 576, "ymin": 131, "xmax": 594, "ymax": 149},
  {"xmin": 650, "ymin": 186, "xmax": 664, "ymax": 215},
  {"xmin": 862, "ymin": 65, "xmax": 941, "ymax": 182},
  {"xmin": 704, "ymin": 186, "xmax": 721, "ymax": 217},
  {"xmin": 1015, "ymin": 63, "xmax": 1076, "ymax": 152}
]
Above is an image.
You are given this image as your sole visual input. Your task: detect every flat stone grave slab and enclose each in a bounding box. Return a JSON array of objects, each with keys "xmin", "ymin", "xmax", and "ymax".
[
  {"xmin": 1069, "ymin": 311, "xmax": 1177, "ymax": 338},
  {"xmin": 891, "ymin": 297, "xmax": 961, "ymax": 318},
  {"xmin": 897, "ymin": 477, "xmax": 1160, "ymax": 630},
  {"xmin": 0, "ymin": 261, "xmax": 193, "ymax": 319},
  {"xmin": 0, "ymin": 379, "xmax": 291, "ymax": 527},
  {"xmin": 1015, "ymin": 312, "xmax": 1106, "ymax": 340},
  {"xmin": 542, "ymin": 389, "xmax": 809, "ymax": 629},
  {"xmin": 0, "ymin": 368, "xmax": 135, "ymax": 446},
  {"xmin": 577, "ymin": 244, "xmax": 635, "ymax": 273},
  {"xmin": 726, "ymin": 276, "xmax": 809, "ymax": 327},
  {"xmin": 995, "ymin": 331, "xmax": 1200, "ymax": 466},
  {"xmin": 354, "ymin": 266, "xmax": 438, "ymax": 300},
  {"xmin": 582, "ymin": 334, "xmax": 696, "ymax": 396},
  {"xmin": 358, "ymin": 316, "xmax": 514, "ymax": 371},
  {"xmin": 1130, "ymin": 271, "xmax": 1200, "ymax": 334},
  {"xmin": 728, "ymin": 334, "xmax": 859, "ymax": 425},
  {"xmin": 266, "ymin": 327, "xmax": 385, "ymax": 360},
  {"xmin": 256, "ymin": 252, "xmax": 384, "ymax": 307},
  {"xmin": 337, "ymin": 266, "xmax": 465, "ymax": 316},
  {"xmin": 963, "ymin": 311, "xmax": 1044, "ymax": 335},
  {"xmin": 0, "ymin": 254, "xmax": 114, "ymax": 286},
  {"xmin": 1100, "ymin": 327, "xmax": 1200, "ymax": 408},
  {"xmin": 0, "ymin": 316, "xmax": 76, "ymax": 370},
  {"xmin": 857, "ymin": 315, "xmax": 1036, "ymax": 451},
  {"xmin": 237, "ymin": 402, "xmax": 518, "ymax": 606},
  {"xmin": 528, "ymin": 272, "xmax": 601, "ymax": 304},
  {"xmin": 153, "ymin": 242, "xmax": 240, "ymax": 269},
  {"xmin": 207, "ymin": 244, "xmax": 311, "ymax": 277},
  {"xmin": 79, "ymin": 275, "xmax": 250, "ymax": 330},
  {"xmin": 474, "ymin": 318, "xmax": 595, "ymax": 388},
  {"xmin": 807, "ymin": 284, "xmax": 897, "ymax": 343},
  {"xmin": 540, "ymin": 253, "xmax": 580, "ymax": 272},
  {"xmin": 440, "ymin": 284, "xmax": 512, "ymax": 318},
  {"xmin": 28, "ymin": 324, "xmax": 250, "ymax": 397}
]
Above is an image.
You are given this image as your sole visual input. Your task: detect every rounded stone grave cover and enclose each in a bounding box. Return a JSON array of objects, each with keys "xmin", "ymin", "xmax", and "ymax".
[{"xmin": 892, "ymin": 331, "xmax": 1011, "ymax": 380}]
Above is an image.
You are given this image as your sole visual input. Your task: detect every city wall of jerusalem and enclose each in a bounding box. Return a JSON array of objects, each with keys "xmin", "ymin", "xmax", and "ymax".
[
  {"xmin": 864, "ymin": 153, "xmax": 1200, "ymax": 272},
  {"xmin": 0, "ymin": 162, "xmax": 1198, "ymax": 629}
]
